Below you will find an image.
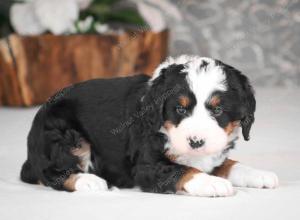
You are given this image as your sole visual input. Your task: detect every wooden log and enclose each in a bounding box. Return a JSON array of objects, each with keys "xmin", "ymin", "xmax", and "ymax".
[
  {"xmin": 0, "ymin": 37, "xmax": 24, "ymax": 106},
  {"xmin": 0, "ymin": 30, "xmax": 169, "ymax": 106}
]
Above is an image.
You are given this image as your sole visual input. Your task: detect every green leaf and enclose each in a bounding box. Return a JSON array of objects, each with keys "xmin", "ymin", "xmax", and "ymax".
[
  {"xmin": 0, "ymin": 13, "xmax": 12, "ymax": 37},
  {"xmin": 80, "ymin": 0, "xmax": 147, "ymax": 27},
  {"xmin": 101, "ymin": 9, "xmax": 147, "ymax": 26},
  {"xmin": 92, "ymin": 0, "xmax": 120, "ymax": 6}
]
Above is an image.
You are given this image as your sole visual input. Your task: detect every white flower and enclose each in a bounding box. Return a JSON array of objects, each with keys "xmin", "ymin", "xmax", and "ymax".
[
  {"xmin": 10, "ymin": 2, "xmax": 46, "ymax": 35},
  {"xmin": 77, "ymin": 16, "xmax": 94, "ymax": 33},
  {"xmin": 33, "ymin": 0, "xmax": 79, "ymax": 35},
  {"xmin": 94, "ymin": 23, "xmax": 109, "ymax": 34},
  {"xmin": 10, "ymin": 0, "xmax": 94, "ymax": 35}
]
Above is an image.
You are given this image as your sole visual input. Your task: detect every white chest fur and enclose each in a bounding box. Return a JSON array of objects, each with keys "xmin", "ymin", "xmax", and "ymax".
[{"xmin": 173, "ymin": 151, "xmax": 229, "ymax": 173}]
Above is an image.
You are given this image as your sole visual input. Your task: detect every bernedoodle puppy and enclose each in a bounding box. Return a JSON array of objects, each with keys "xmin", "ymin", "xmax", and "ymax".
[{"xmin": 21, "ymin": 55, "xmax": 278, "ymax": 196}]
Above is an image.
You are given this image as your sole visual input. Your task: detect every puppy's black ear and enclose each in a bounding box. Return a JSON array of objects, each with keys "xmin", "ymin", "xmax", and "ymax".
[
  {"xmin": 141, "ymin": 64, "xmax": 184, "ymax": 133},
  {"xmin": 238, "ymin": 74, "xmax": 256, "ymax": 141},
  {"xmin": 141, "ymin": 70, "xmax": 167, "ymax": 133},
  {"xmin": 219, "ymin": 60, "xmax": 256, "ymax": 141}
]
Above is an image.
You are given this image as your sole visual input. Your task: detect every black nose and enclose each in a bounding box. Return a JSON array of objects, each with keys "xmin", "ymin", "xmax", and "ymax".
[{"xmin": 188, "ymin": 137, "xmax": 205, "ymax": 149}]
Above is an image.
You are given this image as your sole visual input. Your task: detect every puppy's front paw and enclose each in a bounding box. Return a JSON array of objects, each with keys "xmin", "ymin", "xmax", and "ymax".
[
  {"xmin": 75, "ymin": 173, "xmax": 108, "ymax": 192},
  {"xmin": 183, "ymin": 173, "xmax": 234, "ymax": 197},
  {"xmin": 228, "ymin": 164, "xmax": 279, "ymax": 189}
]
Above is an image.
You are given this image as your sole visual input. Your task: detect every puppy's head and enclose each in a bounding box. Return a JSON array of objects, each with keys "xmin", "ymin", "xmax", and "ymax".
[{"xmin": 143, "ymin": 55, "xmax": 255, "ymax": 156}]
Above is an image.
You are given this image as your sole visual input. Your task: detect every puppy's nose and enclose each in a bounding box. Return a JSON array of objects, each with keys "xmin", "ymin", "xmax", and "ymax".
[{"xmin": 188, "ymin": 137, "xmax": 205, "ymax": 149}]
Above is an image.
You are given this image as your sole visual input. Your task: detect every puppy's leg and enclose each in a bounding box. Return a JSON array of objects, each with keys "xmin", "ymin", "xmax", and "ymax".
[
  {"xmin": 41, "ymin": 132, "xmax": 108, "ymax": 192},
  {"xmin": 63, "ymin": 138, "xmax": 108, "ymax": 192},
  {"xmin": 212, "ymin": 159, "xmax": 279, "ymax": 188},
  {"xmin": 38, "ymin": 118, "xmax": 108, "ymax": 191},
  {"xmin": 177, "ymin": 168, "xmax": 234, "ymax": 197},
  {"xmin": 134, "ymin": 163, "xmax": 234, "ymax": 197},
  {"xmin": 39, "ymin": 126, "xmax": 80, "ymax": 190}
]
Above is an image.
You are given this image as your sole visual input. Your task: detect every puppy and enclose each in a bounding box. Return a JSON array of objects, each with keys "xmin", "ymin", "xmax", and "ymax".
[{"xmin": 20, "ymin": 55, "xmax": 278, "ymax": 196}]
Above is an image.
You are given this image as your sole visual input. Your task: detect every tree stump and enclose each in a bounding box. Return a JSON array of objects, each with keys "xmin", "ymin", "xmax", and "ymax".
[{"xmin": 0, "ymin": 30, "xmax": 168, "ymax": 106}]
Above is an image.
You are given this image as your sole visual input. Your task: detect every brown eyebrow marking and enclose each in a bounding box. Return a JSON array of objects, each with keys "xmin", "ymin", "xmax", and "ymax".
[
  {"xmin": 210, "ymin": 96, "xmax": 220, "ymax": 107},
  {"xmin": 179, "ymin": 96, "xmax": 190, "ymax": 107}
]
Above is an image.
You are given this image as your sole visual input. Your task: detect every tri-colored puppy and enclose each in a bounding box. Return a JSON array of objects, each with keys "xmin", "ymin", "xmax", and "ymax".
[{"xmin": 21, "ymin": 55, "xmax": 278, "ymax": 196}]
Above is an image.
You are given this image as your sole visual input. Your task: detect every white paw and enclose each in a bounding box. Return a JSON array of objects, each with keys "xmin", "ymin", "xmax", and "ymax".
[
  {"xmin": 228, "ymin": 164, "xmax": 279, "ymax": 189},
  {"xmin": 183, "ymin": 173, "xmax": 234, "ymax": 197},
  {"xmin": 75, "ymin": 173, "xmax": 108, "ymax": 192}
]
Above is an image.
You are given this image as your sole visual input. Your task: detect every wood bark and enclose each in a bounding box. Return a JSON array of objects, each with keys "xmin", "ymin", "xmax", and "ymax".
[{"xmin": 0, "ymin": 30, "xmax": 168, "ymax": 106}]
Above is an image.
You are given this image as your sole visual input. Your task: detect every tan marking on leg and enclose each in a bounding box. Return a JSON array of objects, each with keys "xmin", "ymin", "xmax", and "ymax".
[
  {"xmin": 63, "ymin": 174, "xmax": 80, "ymax": 191},
  {"xmin": 179, "ymin": 96, "xmax": 190, "ymax": 108},
  {"xmin": 224, "ymin": 121, "xmax": 239, "ymax": 135},
  {"xmin": 70, "ymin": 139, "xmax": 92, "ymax": 172},
  {"xmin": 71, "ymin": 139, "xmax": 90, "ymax": 157},
  {"xmin": 176, "ymin": 167, "xmax": 201, "ymax": 191},
  {"xmin": 211, "ymin": 159, "xmax": 237, "ymax": 178}
]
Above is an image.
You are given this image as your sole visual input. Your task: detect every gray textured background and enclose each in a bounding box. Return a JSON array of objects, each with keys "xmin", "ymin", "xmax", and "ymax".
[
  {"xmin": 1, "ymin": 0, "xmax": 299, "ymax": 86},
  {"xmin": 145, "ymin": 0, "xmax": 300, "ymax": 87}
]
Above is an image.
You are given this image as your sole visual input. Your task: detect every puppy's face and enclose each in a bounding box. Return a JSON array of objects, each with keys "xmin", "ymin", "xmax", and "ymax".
[{"xmin": 148, "ymin": 56, "xmax": 255, "ymax": 156}]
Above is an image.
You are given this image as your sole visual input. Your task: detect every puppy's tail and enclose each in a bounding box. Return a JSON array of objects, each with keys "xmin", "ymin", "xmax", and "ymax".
[{"xmin": 20, "ymin": 160, "xmax": 38, "ymax": 184}]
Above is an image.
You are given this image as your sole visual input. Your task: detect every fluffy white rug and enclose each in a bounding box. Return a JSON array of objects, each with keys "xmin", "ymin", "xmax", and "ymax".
[{"xmin": 0, "ymin": 88, "xmax": 299, "ymax": 220}]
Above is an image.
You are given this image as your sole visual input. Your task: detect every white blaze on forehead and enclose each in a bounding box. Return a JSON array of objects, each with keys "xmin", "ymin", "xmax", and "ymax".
[
  {"xmin": 184, "ymin": 57, "xmax": 227, "ymax": 102},
  {"xmin": 150, "ymin": 55, "xmax": 227, "ymax": 94},
  {"xmin": 150, "ymin": 55, "xmax": 200, "ymax": 83}
]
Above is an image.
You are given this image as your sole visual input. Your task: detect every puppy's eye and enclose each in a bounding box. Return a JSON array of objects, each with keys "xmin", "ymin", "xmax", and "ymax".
[
  {"xmin": 213, "ymin": 106, "xmax": 223, "ymax": 116},
  {"xmin": 176, "ymin": 106, "xmax": 187, "ymax": 115}
]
